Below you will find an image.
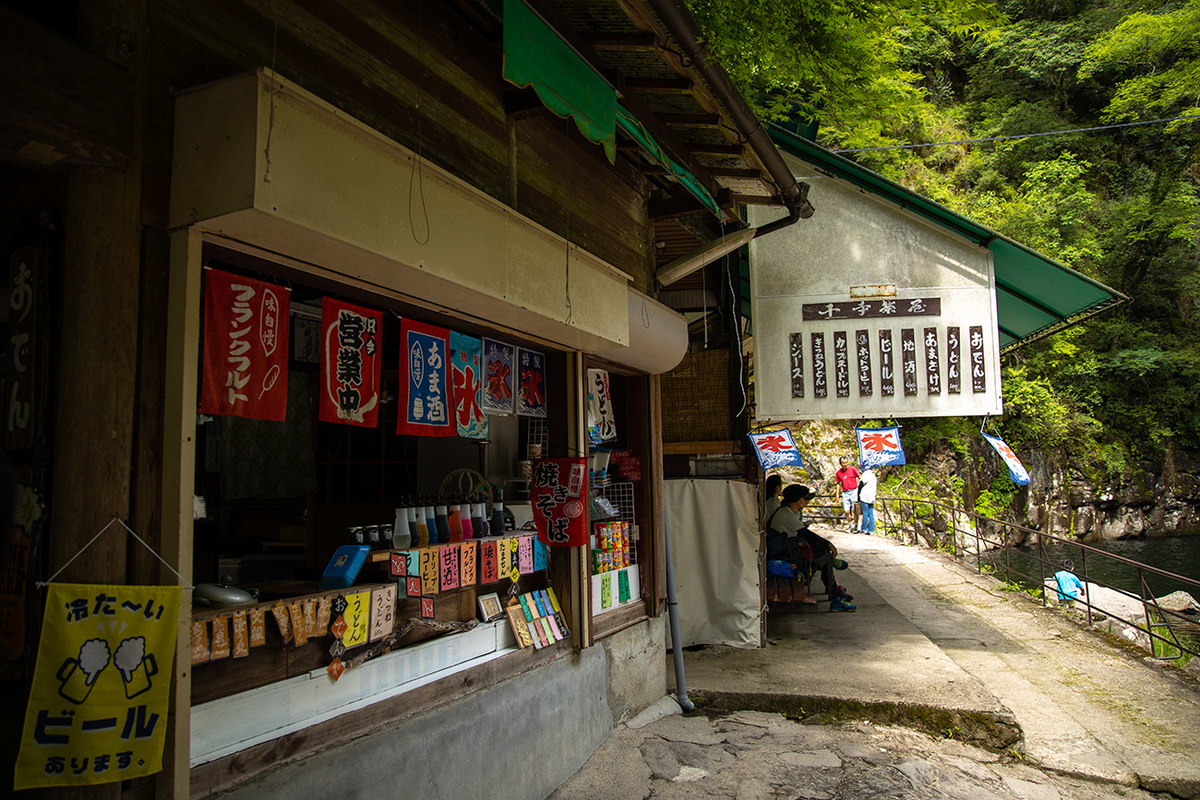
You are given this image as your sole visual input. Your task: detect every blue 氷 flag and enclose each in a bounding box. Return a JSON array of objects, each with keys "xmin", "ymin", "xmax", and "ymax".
[
  {"xmin": 856, "ymin": 426, "xmax": 907, "ymax": 468},
  {"xmin": 748, "ymin": 429, "xmax": 804, "ymax": 470}
]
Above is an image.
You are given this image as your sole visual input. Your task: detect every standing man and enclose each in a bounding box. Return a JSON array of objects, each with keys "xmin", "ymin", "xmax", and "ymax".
[
  {"xmin": 857, "ymin": 467, "xmax": 877, "ymax": 534},
  {"xmin": 833, "ymin": 457, "xmax": 861, "ymax": 532}
]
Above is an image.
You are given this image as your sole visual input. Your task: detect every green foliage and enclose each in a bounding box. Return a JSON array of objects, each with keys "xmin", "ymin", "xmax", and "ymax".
[
  {"xmin": 976, "ymin": 475, "xmax": 1018, "ymax": 519},
  {"xmin": 706, "ymin": 0, "xmax": 1200, "ymax": 471},
  {"xmin": 690, "ymin": 0, "xmax": 1006, "ymax": 147}
]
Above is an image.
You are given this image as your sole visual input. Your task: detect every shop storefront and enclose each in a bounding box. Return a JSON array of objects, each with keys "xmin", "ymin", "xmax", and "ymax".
[{"xmin": 163, "ymin": 69, "xmax": 684, "ymax": 796}]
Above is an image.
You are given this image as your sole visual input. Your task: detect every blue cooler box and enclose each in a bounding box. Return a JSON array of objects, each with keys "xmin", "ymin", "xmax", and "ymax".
[{"xmin": 319, "ymin": 545, "xmax": 371, "ymax": 590}]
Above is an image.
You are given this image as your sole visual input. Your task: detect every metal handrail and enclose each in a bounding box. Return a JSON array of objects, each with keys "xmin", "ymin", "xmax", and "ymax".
[{"xmin": 807, "ymin": 496, "xmax": 1199, "ymax": 662}]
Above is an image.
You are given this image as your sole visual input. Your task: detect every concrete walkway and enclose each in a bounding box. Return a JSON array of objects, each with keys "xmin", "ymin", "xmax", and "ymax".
[{"xmin": 553, "ymin": 529, "xmax": 1200, "ymax": 800}]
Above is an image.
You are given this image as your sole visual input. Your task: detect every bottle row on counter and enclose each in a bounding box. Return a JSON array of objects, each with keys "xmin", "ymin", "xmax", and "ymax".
[{"xmin": 348, "ymin": 500, "xmax": 507, "ymax": 549}]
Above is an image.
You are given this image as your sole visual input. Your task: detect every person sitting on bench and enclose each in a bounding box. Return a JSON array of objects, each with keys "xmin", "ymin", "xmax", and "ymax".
[{"xmin": 766, "ymin": 484, "xmax": 856, "ymax": 611}]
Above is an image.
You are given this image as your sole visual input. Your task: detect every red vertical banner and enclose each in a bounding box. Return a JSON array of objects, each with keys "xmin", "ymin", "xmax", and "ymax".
[
  {"xmin": 530, "ymin": 458, "xmax": 589, "ymax": 547},
  {"xmin": 398, "ymin": 318, "xmax": 456, "ymax": 437},
  {"xmin": 200, "ymin": 268, "xmax": 290, "ymax": 421},
  {"xmin": 319, "ymin": 298, "xmax": 383, "ymax": 427}
]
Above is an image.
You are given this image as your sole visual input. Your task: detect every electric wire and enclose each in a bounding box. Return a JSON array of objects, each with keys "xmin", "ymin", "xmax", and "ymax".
[{"xmin": 837, "ymin": 113, "xmax": 1200, "ymax": 154}]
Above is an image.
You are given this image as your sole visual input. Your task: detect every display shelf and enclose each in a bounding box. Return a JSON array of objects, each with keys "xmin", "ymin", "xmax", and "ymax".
[{"xmin": 597, "ymin": 481, "xmax": 635, "ymax": 523}]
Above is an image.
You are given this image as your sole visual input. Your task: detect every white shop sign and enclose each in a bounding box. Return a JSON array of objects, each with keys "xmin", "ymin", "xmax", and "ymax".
[{"xmin": 749, "ymin": 154, "xmax": 1003, "ymax": 421}]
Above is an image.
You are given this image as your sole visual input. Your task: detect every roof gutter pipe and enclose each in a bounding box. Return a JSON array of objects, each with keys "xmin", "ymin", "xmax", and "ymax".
[
  {"xmin": 663, "ymin": 505, "xmax": 694, "ymax": 712},
  {"xmin": 645, "ymin": 0, "xmax": 814, "ymax": 224}
]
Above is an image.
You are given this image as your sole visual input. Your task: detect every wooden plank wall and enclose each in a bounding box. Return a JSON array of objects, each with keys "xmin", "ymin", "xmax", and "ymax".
[{"xmin": 142, "ymin": 0, "xmax": 652, "ymax": 286}]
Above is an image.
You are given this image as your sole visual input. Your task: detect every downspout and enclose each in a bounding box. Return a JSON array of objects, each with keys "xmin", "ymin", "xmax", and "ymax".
[
  {"xmin": 645, "ymin": 0, "xmax": 814, "ymax": 223},
  {"xmin": 663, "ymin": 507, "xmax": 694, "ymax": 712}
]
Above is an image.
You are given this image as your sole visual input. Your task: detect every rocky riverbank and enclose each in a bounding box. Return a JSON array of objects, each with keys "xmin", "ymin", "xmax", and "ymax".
[{"xmin": 777, "ymin": 420, "xmax": 1200, "ymax": 543}]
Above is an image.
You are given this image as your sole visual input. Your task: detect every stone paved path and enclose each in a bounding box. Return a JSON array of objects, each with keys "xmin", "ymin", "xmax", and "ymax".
[
  {"xmin": 553, "ymin": 529, "xmax": 1200, "ymax": 799},
  {"xmin": 552, "ymin": 709, "xmax": 1162, "ymax": 800}
]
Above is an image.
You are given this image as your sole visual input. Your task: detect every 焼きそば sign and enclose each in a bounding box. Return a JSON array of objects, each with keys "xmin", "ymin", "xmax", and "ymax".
[
  {"xmin": 200, "ymin": 268, "xmax": 290, "ymax": 421},
  {"xmin": 530, "ymin": 458, "xmax": 588, "ymax": 547},
  {"xmin": 319, "ymin": 298, "xmax": 382, "ymax": 427},
  {"xmin": 15, "ymin": 583, "xmax": 182, "ymax": 790}
]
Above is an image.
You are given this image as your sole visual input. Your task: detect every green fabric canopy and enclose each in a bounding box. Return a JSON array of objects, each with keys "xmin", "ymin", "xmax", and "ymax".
[
  {"xmin": 500, "ymin": 0, "xmax": 720, "ymax": 215},
  {"xmin": 502, "ymin": 0, "xmax": 616, "ymax": 163},
  {"xmin": 615, "ymin": 106, "xmax": 720, "ymax": 216},
  {"xmin": 767, "ymin": 125, "xmax": 1128, "ymax": 351}
]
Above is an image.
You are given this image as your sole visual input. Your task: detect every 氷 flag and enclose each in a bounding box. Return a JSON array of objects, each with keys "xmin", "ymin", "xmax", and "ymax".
[
  {"xmin": 856, "ymin": 426, "xmax": 907, "ymax": 468},
  {"xmin": 200, "ymin": 268, "xmax": 290, "ymax": 421},
  {"xmin": 318, "ymin": 298, "xmax": 382, "ymax": 427},
  {"xmin": 748, "ymin": 429, "xmax": 804, "ymax": 470},
  {"xmin": 482, "ymin": 338, "xmax": 516, "ymax": 416},
  {"xmin": 517, "ymin": 347, "xmax": 547, "ymax": 418},
  {"xmin": 982, "ymin": 432, "xmax": 1030, "ymax": 486},
  {"xmin": 398, "ymin": 318, "xmax": 455, "ymax": 437},
  {"xmin": 450, "ymin": 331, "xmax": 488, "ymax": 439}
]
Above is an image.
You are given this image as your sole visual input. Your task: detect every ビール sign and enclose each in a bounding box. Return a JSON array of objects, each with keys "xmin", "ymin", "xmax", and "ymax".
[{"xmin": 15, "ymin": 584, "xmax": 182, "ymax": 790}]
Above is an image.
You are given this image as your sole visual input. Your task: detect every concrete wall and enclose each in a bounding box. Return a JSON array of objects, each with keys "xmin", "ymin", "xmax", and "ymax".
[
  {"xmin": 216, "ymin": 622, "xmax": 666, "ymax": 799},
  {"xmin": 600, "ymin": 618, "xmax": 668, "ymax": 725}
]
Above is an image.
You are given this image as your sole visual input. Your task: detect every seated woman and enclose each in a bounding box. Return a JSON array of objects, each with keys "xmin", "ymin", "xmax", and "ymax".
[
  {"xmin": 766, "ymin": 484, "xmax": 856, "ymax": 612},
  {"xmin": 763, "ymin": 473, "xmax": 783, "ymax": 521}
]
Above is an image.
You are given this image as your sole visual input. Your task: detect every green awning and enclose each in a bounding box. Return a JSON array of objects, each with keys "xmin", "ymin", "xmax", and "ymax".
[
  {"xmin": 616, "ymin": 106, "xmax": 721, "ymax": 216},
  {"xmin": 502, "ymin": 0, "xmax": 616, "ymax": 163},
  {"xmin": 767, "ymin": 125, "xmax": 1128, "ymax": 351}
]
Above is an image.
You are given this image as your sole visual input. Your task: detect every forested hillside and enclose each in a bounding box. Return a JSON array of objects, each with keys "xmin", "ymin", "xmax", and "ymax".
[{"xmin": 696, "ymin": 0, "xmax": 1200, "ymax": 527}]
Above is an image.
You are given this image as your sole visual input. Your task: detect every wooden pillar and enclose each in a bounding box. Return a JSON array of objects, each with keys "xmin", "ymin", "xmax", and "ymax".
[
  {"xmin": 48, "ymin": 165, "xmax": 141, "ymax": 584},
  {"xmin": 158, "ymin": 227, "xmax": 203, "ymax": 800},
  {"xmin": 43, "ymin": 164, "xmax": 141, "ymax": 800}
]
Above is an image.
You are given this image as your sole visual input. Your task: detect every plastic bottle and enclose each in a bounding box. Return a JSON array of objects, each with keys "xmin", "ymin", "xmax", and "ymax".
[
  {"xmin": 404, "ymin": 506, "xmax": 417, "ymax": 547},
  {"xmin": 392, "ymin": 507, "xmax": 412, "ymax": 549},
  {"xmin": 426, "ymin": 504, "xmax": 440, "ymax": 544},
  {"xmin": 492, "ymin": 501, "xmax": 505, "ymax": 536},
  {"xmin": 415, "ymin": 506, "xmax": 430, "ymax": 547},
  {"xmin": 459, "ymin": 502, "xmax": 474, "ymax": 540},
  {"xmin": 447, "ymin": 503, "xmax": 463, "ymax": 542},
  {"xmin": 471, "ymin": 502, "xmax": 488, "ymax": 537},
  {"xmin": 435, "ymin": 504, "xmax": 451, "ymax": 543}
]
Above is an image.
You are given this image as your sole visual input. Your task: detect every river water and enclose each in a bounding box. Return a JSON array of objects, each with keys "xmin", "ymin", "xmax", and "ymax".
[{"xmin": 991, "ymin": 532, "xmax": 1200, "ymax": 599}]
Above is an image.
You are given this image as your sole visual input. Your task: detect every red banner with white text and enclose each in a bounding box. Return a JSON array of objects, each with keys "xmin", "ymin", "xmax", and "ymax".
[
  {"xmin": 319, "ymin": 298, "xmax": 382, "ymax": 427},
  {"xmin": 200, "ymin": 268, "xmax": 290, "ymax": 421}
]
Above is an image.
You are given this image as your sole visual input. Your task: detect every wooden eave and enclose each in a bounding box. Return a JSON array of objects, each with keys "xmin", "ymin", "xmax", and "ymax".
[{"xmin": 457, "ymin": 0, "xmax": 784, "ymax": 234}]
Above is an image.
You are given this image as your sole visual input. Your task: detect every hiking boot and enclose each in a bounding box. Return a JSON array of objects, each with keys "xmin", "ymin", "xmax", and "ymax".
[{"xmin": 830, "ymin": 597, "xmax": 857, "ymax": 612}]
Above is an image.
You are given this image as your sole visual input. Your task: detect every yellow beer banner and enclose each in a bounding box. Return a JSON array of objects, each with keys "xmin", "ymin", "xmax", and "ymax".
[{"xmin": 15, "ymin": 583, "xmax": 182, "ymax": 790}]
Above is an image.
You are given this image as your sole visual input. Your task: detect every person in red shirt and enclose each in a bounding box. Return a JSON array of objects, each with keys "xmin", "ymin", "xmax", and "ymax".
[{"xmin": 833, "ymin": 457, "xmax": 861, "ymax": 531}]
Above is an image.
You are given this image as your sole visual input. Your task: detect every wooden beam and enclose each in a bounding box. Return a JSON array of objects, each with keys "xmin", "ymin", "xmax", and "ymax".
[
  {"xmin": 662, "ymin": 440, "xmax": 740, "ymax": 455},
  {"xmin": 688, "ymin": 142, "xmax": 746, "ymax": 156},
  {"xmin": 658, "ymin": 112, "xmax": 720, "ymax": 127},
  {"xmin": 0, "ymin": 6, "xmax": 133, "ymax": 169},
  {"xmin": 624, "ymin": 76, "xmax": 693, "ymax": 93},
  {"xmin": 616, "ymin": 89, "xmax": 725, "ymax": 219},
  {"xmin": 707, "ymin": 166, "xmax": 768, "ymax": 179},
  {"xmin": 649, "ymin": 195, "xmax": 711, "ymax": 220},
  {"xmin": 734, "ymin": 193, "xmax": 785, "ymax": 206},
  {"xmin": 583, "ymin": 33, "xmax": 657, "ymax": 50},
  {"xmin": 504, "ymin": 87, "xmax": 547, "ymax": 119}
]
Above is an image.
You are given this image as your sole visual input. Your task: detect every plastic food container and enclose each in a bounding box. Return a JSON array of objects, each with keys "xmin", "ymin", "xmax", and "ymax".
[{"xmin": 319, "ymin": 545, "xmax": 371, "ymax": 590}]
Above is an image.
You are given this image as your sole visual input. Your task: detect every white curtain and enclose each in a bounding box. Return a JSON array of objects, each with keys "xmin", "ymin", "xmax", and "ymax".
[{"xmin": 664, "ymin": 479, "xmax": 761, "ymax": 649}]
